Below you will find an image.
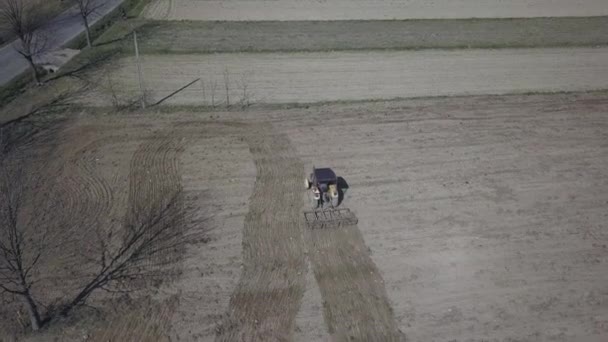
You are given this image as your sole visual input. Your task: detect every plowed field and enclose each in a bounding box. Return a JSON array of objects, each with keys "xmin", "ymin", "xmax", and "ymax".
[{"xmin": 5, "ymin": 91, "xmax": 608, "ymax": 341}]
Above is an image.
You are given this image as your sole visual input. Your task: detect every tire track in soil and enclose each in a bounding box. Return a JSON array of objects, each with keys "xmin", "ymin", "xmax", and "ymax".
[
  {"xmin": 61, "ymin": 138, "xmax": 115, "ymax": 233},
  {"xmin": 216, "ymin": 129, "xmax": 307, "ymax": 342},
  {"xmin": 17, "ymin": 128, "xmax": 118, "ymax": 297},
  {"xmin": 306, "ymin": 224, "xmax": 403, "ymax": 341},
  {"xmin": 128, "ymin": 135, "xmax": 183, "ymax": 212},
  {"xmin": 28, "ymin": 134, "xmax": 114, "ymax": 244},
  {"xmin": 25, "ymin": 128, "xmax": 108, "ymax": 232}
]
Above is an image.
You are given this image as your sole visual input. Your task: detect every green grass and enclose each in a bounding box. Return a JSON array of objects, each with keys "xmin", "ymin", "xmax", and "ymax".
[
  {"xmin": 0, "ymin": 75, "xmax": 33, "ymax": 113},
  {"xmin": 98, "ymin": 89, "xmax": 608, "ymax": 115},
  {"xmin": 127, "ymin": 0, "xmax": 154, "ymax": 17},
  {"xmin": 128, "ymin": 17, "xmax": 608, "ymax": 55}
]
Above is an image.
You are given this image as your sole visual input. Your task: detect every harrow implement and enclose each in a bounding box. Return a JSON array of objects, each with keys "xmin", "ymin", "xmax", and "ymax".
[{"xmin": 304, "ymin": 208, "xmax": 358, "ymax": 229}]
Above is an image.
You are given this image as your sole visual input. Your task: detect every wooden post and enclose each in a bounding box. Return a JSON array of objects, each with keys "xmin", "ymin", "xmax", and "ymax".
[{"xmin": 133, "ymin": 30, "xmax": 145, "ymax": 109}]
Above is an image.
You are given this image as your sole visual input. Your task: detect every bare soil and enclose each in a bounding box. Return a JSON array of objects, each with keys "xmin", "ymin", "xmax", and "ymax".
[
  {"xmin": 91, "ymin": 47, "xmax": 608, "ymax": 106},
  {"xmin": 216, "ymin": 127, "xmax": 308, "ymax": 341},
  {"xmin": 133, "ymin": 18, "xmax": 608, "ymax": 54},
  {"xmin": 3, "ymin": 91, "xmax": 608, "ymax": 341},
  {"xmin": 143, "ymin": 0, "xmax": 608, "ymax": 20},
  {"xmin": 277, "ymin": 93, "xmax": 608, "ymax": 341},
  {"xmin": 3, "ymin": 0, "xmax": 604, "ymax": 340},
  {"xmin": 306, "ymin": 225, "xmax": 404, "ymax": 341}
]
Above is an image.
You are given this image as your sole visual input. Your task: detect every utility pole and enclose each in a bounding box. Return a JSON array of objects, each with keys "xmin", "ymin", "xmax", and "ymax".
[{"xmin": 133, "ymin": 29, "xmax": 146, "ymax": 109}]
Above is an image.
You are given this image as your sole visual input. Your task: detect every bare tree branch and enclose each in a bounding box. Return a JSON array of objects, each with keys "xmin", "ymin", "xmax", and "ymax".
[
  {"xmin": 0, "ymin": 150, "xmax": 43, "ymax": 330},
  {"xmin": 0, "ymin": 0, "xmax": 54, "ymax": 84},
  {"xmin": 0, "ymin": 123, "xmax": 206, "ymax": 333},
  {"xmin": 59, "ymin": 190, "xmax": 188, "ymax": 316},
  {"xmin": 70, "ymin": 0, "xmax": 104, "ymax": 48}
]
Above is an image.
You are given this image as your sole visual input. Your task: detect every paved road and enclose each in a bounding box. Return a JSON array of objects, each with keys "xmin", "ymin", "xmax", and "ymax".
[{"xmin": 0, "ymin": 0, "xmax": 124, "ymax": 86}]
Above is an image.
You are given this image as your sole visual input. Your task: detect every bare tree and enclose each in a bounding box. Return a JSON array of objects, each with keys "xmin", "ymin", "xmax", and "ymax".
[
  {"xmin": 0, "ymin": 0, "xmax": 53, "ymax": 84},
  {"xmin": 59, "ymin": 190, "xmax": 186, "ymax": 317},
  {"xmin": 0, "ymin": 151, "xmax": 43, "ymax": 331},
  {"xmin": 237, "ymin": 72, "xmax": 254, "ymax": 108},
  {"xmin": 70, "ymin": 0, "xmax": 102, "ymax": 48},
  {"xmin": 0, "ymin": 125, "xmax": 65, "ymax": 332},
  {"xmin": 0, "ymin": 128, "xmax": 197, "ymax": 332}
]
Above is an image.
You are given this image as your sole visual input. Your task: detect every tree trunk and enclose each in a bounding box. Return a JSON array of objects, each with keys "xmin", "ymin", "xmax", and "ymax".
[
  {"xmin": 25, "ymin": 56, "xmax": 40, "ymax": 85},
  {"xmin": 83, "ymin": 16, "xmax": 91, "ymax": 48},
  {"xmin": 22, "ymin": 291, "xmax": 42, "ymax": 331}
]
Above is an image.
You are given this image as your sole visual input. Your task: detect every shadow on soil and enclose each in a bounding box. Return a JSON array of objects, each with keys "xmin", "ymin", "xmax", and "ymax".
[{"xmin": 337, "ymin": 176, "xmax": 349, "ymax": 206}]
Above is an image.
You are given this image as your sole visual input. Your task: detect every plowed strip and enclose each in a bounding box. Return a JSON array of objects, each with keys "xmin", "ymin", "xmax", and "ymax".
[
  {"xmin": 307, "ymin": 225, "xmax": 403, "ymax": 341},
  {"xmin": 126, "ymin": 134, "xmax": 185, "ymax": 271},
  {"xmin": 65, "ymin": 139, "xmax": 115, "ymax": 231},
  {"xmin": 128, "ymin": 136, "xmax": 183, "ymax": 216},
  {"xmin": 217, "ymin": 129, "xmax": 306, "ymax": 341}
]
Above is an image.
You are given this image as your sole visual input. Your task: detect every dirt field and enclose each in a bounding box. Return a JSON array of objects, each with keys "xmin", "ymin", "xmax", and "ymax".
[
  {"xmin": 282, "ymin": 94, "xmax": 608, "ymax": 341},
  {"xmin": 2, "ymin": 0, "xmax": 606, "ymax": 339},
  {"xmin": 133, "ymin": 18, "xmax": 608, "ymax": 54},
  {"xmin": 143, "ymin": 0, "xmax": 608, "ymax": 20},
  {"xmin": 4, "ymin": 91, "xmax": 608, "ymax": 341},
  {"xmin": 92, "ymin": 47, "xmax": 608, "ymax": 106},
  {"xmin": 216, "ymin": 129, "xmax": 307, "ymax": 341}
]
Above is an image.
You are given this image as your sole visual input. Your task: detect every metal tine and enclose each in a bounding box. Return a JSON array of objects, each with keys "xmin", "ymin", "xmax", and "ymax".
[{"xmin": 303, "ymin": 208, "xmax": 357, "ymax": 229}]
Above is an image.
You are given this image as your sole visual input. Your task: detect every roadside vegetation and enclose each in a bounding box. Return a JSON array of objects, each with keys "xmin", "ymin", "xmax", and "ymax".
[
  {"xmin": 0, "ymin": 0, "xmax": 152, "ymax": 119},
  {"xmin": 0, "ymin": 0, "xmax": 56, "ymax": 84},
  {"xmin": 0, "ymin": 0, "xmax": 67, "ymax": 48}
]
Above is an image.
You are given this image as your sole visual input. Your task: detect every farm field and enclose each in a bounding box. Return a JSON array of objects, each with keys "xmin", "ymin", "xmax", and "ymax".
[
  {"xmin": 132, "ymin": 17, "xmax": 608, "ymax": 54},
  {"xmin": 90, "ymin": 47, "xmax": 608, "ymax": 106},
  {"xmin": 143, "ymin": 0, "xmax": 608, "ymax": 20},
  {"xmin": 5, "ymin": 92, "xmax": 608, "ymax": 341},
  {"xmin": 2, "ymin": 0, "xmax": 608, "ymax": 339}
]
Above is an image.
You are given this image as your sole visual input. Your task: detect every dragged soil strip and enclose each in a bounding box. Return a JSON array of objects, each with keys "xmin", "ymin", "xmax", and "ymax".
[
  {"xmin": 217, "ymin": 128, "xmax": 307, "ymax": 341},
  {"xmin": 307, "ymin": 225, "xmax": 403, "ymax": 341},
  {"xmin": 3, "ymin": 124, "xmax": 120, "ymax": 302},
  {"xmin": 63, "ymin": 138, "xmax": 115, "ymax": 232},
  {"xmin": 135, "ymin": 18, "xmax": 608, "ymax": 55},
  {"xmin": 126, "ymin": 133, "xmax": 186, "ymax": 271},
  {"xmin": 91, "ymin": 296, "xmax": 179, "ymax": 342},
  {"xmin": 128, "ymin": 135, "xmax": 183, "ymax": 214}
]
